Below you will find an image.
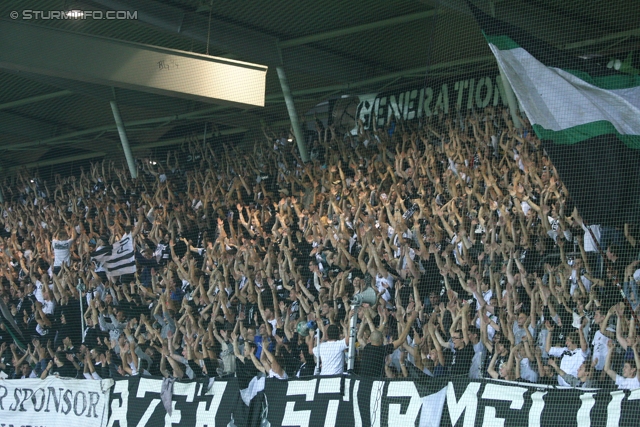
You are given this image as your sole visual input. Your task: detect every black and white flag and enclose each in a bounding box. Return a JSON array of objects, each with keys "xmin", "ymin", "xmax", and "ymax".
[{"xmin": 91, "ymin": 233, "xmax": 136, "ymax": 278}]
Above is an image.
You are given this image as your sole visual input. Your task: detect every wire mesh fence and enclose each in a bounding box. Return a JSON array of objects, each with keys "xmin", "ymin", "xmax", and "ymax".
[{"xmin": 0, "ymin": 1, "xmax": 639, "ymax": 426}]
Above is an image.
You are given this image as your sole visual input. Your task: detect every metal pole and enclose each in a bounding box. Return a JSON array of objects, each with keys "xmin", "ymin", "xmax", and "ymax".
[
  {"xmin": 109, "ymin": 100, "xmax": 138, "ymax": 178},
  {"xmin": 498, "ymin": 69, "xmax": 522, "ymax": 129},
  {"xmin": 314, "ymin": 330, "xmax": 320, "ymax": 375},
  {"xmin": 276, "ymin": 66, "xmax": 309, "ymax": 162},
  {"xmin": 488, "ymin": 0, "xmax": 522, "ymax": 130},
  {"xmin": 202, "ymin": 122, "xmax": 208, "ymax": 151},
  {"xmin": 80, "ymin": 293, "xmax": 85, "ymax": 343},
  {"xmin": 77, "ymin": 278, "xmax": 86, "ymax": 343},
  {"xmin": 347, "ymin": 307, "xmax": 359, "ymax": 371}
]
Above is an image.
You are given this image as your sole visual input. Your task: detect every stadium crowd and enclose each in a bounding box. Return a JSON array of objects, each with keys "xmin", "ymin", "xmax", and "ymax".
[{"xmin": 0, "ymin": 106, "xmax": 638, "ymax": 392}]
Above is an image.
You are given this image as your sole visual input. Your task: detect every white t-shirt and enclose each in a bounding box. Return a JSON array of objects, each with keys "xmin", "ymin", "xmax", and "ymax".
[
  {"xmin": 268, "ymin": 318, "xmax": 278, "ymax": 336},
  {"xmin": 469, "ymin": 341, "xmax": 485, "ymax": 380},
  {"xmin": 42, "ymin": 299, "xmax": 56, "ymax": 315},
  {"xmin": 313, "ymin": 339, "xmax": 347, "ymax": 376},
  {"xmin": 34, "ymin": 280, "xmax": 44, "ymax": 304},
  {"xmin": 569, "ymin": 269, "xmax": 592, "ymax": 295},
  {"xmin": 52, "ymin": 239, "xmax": 74, "ymax": 267},
  {"xmin": 591, "ymin": 330, "xmax": 609, "ymax": 371},
  {"xmin": 615, "ymin": 375, "xmax": 640, "ymax": 390},
  {"xmin": 519, "ymin": 358, "xmax": 539, "ymax": 383},
  {"xmin": 512, "ymin": 322, "xmax": 536, "ymax": 345},
  {"xmin": 549, "ymin": 346, "xmax": 587, "ymax": 387}
]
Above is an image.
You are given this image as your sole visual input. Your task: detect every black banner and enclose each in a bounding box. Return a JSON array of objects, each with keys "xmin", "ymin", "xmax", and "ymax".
[
  {"xmin": 353, "ymin": 73, "xmax": 505, "ymax": 132},
  {"xmin": 264, "ymin": 375, "xmax": 446, "ymax": 427},
  {"xmin": 106, "ymin": 376, "xmax": 247, "ymax": 427},
  {"xmin": 443, "ymin": 378, "xmax": 640, "ymax": 427},
  {"xmin": 263, "ymin": 375, "xmax": 640, "ymax": 427},
  {"xmin": 99, "ymin": 375, "xmax": 640, "ymax": 427}
]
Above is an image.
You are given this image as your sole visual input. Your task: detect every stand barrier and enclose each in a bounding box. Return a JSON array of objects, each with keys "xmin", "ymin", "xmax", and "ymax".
[{"xmin": 1, "ymin": 375, "xmax": 639, "ymax": 427}]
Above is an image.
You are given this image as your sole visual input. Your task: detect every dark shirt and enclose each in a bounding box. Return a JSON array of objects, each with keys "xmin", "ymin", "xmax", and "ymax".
[
  {"xmin": 235, "ymin": 358, "xmax": 260, "ymax": 390},
  {"xmin": 136, "ymin": 253, "xmax": 159, "ymax": 287},
  {"xmin": 296, "ymin": 361, "xmax": 317, "ymax": 378},
  {"xmin": 449, "ymin": 344, "xmax": 474, "ymax": 377},
  {"xmin": 50, "ymin": 362, "xmax": 78, "ymax": 379},
  {"xmin": 359, "ymin": 343, "xmax": 395, "ymax": 377},
  {"xmin": 188, "ymin": 359, "xmax": 205, "ymax": 378}
]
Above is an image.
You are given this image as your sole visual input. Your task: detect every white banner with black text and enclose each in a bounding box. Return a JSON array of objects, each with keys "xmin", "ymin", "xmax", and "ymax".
[{"xmin": 0, "ymin": 377, "xmax": 111, "ymax": 427}]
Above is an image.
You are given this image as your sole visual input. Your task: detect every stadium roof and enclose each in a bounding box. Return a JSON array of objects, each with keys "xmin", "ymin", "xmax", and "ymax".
[{"xmin": 0, "ymin": 0, "xmax": 638, "ymax": 171}]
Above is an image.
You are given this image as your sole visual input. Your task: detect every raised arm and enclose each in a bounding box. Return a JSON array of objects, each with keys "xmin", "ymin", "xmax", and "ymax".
[
  {"xmin": 392, "ymin": 311, "xmax": 418, "ymax": 349},
  {"xmin": 604, "ymin": 339, "xmax": 617, "ymax": 382}
]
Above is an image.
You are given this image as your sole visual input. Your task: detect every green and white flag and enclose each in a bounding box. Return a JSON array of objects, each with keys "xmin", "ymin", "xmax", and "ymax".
[{"xmin": 468, "ymin": 1, "xmax": 640, "ymax": 227}]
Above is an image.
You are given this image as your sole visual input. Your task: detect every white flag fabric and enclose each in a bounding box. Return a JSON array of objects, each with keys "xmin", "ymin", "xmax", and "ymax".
[{"xmin": 91, "ymin": 233, "xmax": 136, "ymax": 278}]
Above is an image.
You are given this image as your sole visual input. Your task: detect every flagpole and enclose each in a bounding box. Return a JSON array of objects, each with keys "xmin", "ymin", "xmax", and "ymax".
[
  {"xmin": 485, "ymin": 0, "xmax": 522, "ymax": 130},
  {"xmin": 497, "ymin": 69, "xmax": 522, "ymax": 129},
  {"xmin": 77, "ymin": 279, "xmax": 86, "ymax": 343}
]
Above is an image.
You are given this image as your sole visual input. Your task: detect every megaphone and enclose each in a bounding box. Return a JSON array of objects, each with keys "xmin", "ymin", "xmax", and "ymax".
[
  {"xmin": 296, "ymin": 320, "xmax": 317, "ymax": 337},
  {"xmin": 351, "ymin": 286, "xmax": 377, "ymax": 307}
]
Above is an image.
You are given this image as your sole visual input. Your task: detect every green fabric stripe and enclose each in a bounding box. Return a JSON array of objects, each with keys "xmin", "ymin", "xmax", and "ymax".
[
  {"xmin": 0, "ymin": 318, "xmax": 26, "ymax": 351},
  {"xmin": 484, "ymin": 33, "xmax": 520, "ymax": 50},
  {"xmin": 533, "ymin": 121, "xmax": 640, "ymax": 149}
]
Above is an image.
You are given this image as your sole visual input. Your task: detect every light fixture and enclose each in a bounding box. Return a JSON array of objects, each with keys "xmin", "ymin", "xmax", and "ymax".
[
  {"xmin": 66, "ymin": 9, "xmax": 84, "ymax": 18},
  {"xmin": 287, "ymin": 138, "xmax": 293, "ymax": 142},
  {"xmin": 150, "ymin": 161, "xmax": 157, "ymax": 165},
  {"xmin": 614, "ymin": 59, "xmax": 622, "ymax": 70}
]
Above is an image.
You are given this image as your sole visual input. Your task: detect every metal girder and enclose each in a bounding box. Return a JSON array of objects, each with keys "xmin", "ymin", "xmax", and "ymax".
[
  {"xmin": 5, "ymin": 152, "xmax": 107, "ymax": 172},
  {"xmin": 132, "ymin": 127, "xmax": 248, "ymax": 152},
  {"xmin": 88, "ymin": 0, "xmax": 385, "ymax": 83},
  {"xmin": 0, "ymin": 57, "xmax": 495, "ymax": 152},
  {"xmin": 0, "ymin": 104, "xmax": 230, "ymax": 151},
  {"xmin": 278, "ymin": 10, "xmax": 438, "ymax": 48},
  {"xmin": 563, "ymin": 27, "xmax": 640, "ymax": 50},
  {"xmin": 0, "ymin": 90, "xmax": 73, "ymax": 111},
  {"xmin": 67, "ymin": 139, "xmax": 123, "ymax": 157},
  {"xmin": 3, "ymin": 127, "xmax": 249, "ymax": 171},
  {"xmin": 6, "ymin": 71, "xmax": 201, "ymax": 116},
  {"xmin": 90, "ymin": 0, "xmax": 280, "ymax": 63},
  {"xmin": 0, "ymin": 111, "xmax": 58, "ymax": 140},
  {"xmin": 0, "ymin": 20, "xmax": 268, "ymax": 108}
]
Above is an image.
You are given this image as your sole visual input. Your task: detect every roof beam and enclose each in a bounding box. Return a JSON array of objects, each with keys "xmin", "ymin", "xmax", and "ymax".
[
  {"xmin": 0, "ymin": 105, "xmax": 230, "ymax": 151},
  {"xmin": 5, "ymin": 152, "xmax": 107, "ymax": 172},
  {"xmin": 4, "ymin": 125, "xmax": 249, "ymax": 171},
  {"xmin": 0, "ymin": 111, "xmax": 58, "ymax": 140},
  {"xmin": 562, "ymin": 27, "xmax": 640, "ymax": 50},
  {"xmin": 132, "ymin": 127, "xmax": 247, "ymax": 151},
  {"xmin": 0, "ymin": 90, "xmax": 73, "ymax": 111},
  {"xmin": 279, "ymin": 10, "xmax": 437, "ymax": 48},
  {"xmin": 6, "ymin": 71, "xmax": 202, "ymax": 116},
  {"xmin": 0, "ymin": 20, "xmax": 268, "ymax": 108},
  {"xmin": 88, "ymin": 0, "xmax": 385, "ymax": 82},
  {"xmin": 1, "ymin": 56, "xmax": 497, "ymax": 152}
]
